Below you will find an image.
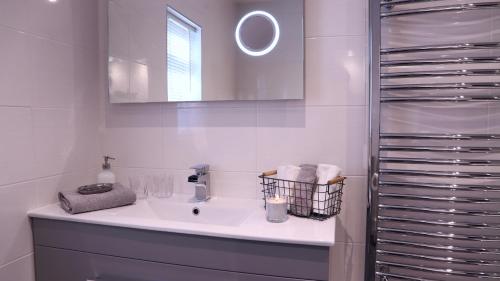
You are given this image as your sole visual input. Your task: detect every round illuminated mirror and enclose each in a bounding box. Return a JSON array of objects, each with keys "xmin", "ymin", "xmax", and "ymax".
[{"xmin": 235, "ymin": 11, "xmax": 280, "ymax": 56}]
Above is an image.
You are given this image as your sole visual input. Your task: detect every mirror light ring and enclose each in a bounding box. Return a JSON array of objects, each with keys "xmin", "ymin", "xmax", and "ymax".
[{"xmin": 235, "ymin": 10, "xmax": 280, "ymax": 57}]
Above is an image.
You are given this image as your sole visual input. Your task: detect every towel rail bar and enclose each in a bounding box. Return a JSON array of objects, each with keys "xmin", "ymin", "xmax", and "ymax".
[
  {"xmin": 381, "ymin": 82, "xmax": 500, "ymax": 90},
  {"xmin": 380, "ymin": 96, "xmax": 500, "ymax": 102},
  {"xmin": 377, "ymin": 238, "xmax": 500, "ymax": 254},
  {"xmin": 375, "ymin": 272, "xmax": 437, "ymax": 281},
  {"xmin": 381, "ymin": 42, "xmax": 500, "ymax": 54},
  {"xmin": 377, "ymin": 227, "xmax": 500, "ymax": 242},
  {"xmin": 379, "ymin": 181, "xmax": 500, "ymax": 191},
  {"xmin": 381, "ymin": 2, "xmax": 500, "ymax": 17},
  {"xmin": 378, "ymin": 216, "xmax": 500, "ymax": 230},
  {"xmin": 375, "ymin": 261, "xmax": 500, "ymax": 278},
  {"xmin": 380, "ymin": 133, "xmax": 500, "ymax": 140},
  {"xmin": 380, "ymin": 0, "xmax": 447, "ymax": 7},
  {"xmin": 379, "ymin": 157, "xmax": 500, "ymax": 166},
  {"xmin": 378, "ymin": 204, "xmax": 500, "ymax": 216},
  {"xmin": 381, "ymin": 69, "xmax": 500, "ymax": 78},
  {"xmin": 381, "ymin": 57, "xmax": 500, "ymax": 66},
  {"xmin": 377, "ymin": 249, "xmax": 500, "ymax": 267},
  {"xmin": 379, "ymin": 193, "xmax": 500, "ymax": 204},
  {"xmin": 380, "ymin": 169, "xmax": 500, "ymax": 178},
  {"xmin": 379, "ymin": 145, "xmax": 500, "ymax": 153}
]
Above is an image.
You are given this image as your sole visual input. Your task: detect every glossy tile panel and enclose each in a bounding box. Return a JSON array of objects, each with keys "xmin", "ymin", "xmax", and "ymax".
[
  {"xmin": 0, "ymin": 0, "xmax": 98, "ymax": 49},
  {"xmin": 330, "ymin": 243, "xmax": 366, "ymax": 281},
  {"xmin": 305, "ymin": 36, "xmax": 367, "ymax": 106},
  {"xmin": 0, "ymin": 183, "xmax": 37, "ymax": 266},
  {"xmin": 0, "ymin": 107, "xmax": 35, "ymax": 185},
  {"xmin": 162, "ymin": 106, "xmax": 258, "ymax": 172},
  {"xmin": 257, "ymin": 106, "xmax": 368, "ymax": 176},
  {"xmin": 103, "ymin": 103, "xmax": 164, "ymax": 168},
  {"xmin": 32, "ymin": 108, "xmax": 75, "ymax": 177},
  {"xmin": 305, "ymin": 0, "xmax": 367, "ymax": 37},
  {"xmin": 0, "ymin": 27, "xmax": 31, "ymax": 106}
]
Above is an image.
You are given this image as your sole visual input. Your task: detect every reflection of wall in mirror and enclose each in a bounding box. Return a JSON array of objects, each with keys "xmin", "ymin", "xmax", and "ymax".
[
  {"xmin": 108, "ymin": 0, "xmax": 166, "ymax": 103},
  {"xmin": 108, "ymin": 0, "xmax": 237, "ymax": 102},
  {"xmin": 234, "ymin": 0, "xmax": 303, "ymax": 100}
]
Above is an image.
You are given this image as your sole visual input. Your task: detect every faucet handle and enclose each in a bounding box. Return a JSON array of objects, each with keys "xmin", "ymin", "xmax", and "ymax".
[{"xmin": 190, "ymin": 164, "xmax": 209, "ymax": 175}]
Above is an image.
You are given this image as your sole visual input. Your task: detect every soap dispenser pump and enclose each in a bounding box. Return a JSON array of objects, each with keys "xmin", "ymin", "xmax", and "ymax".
[{"xmin": 97, "ymin": 156, "xmax": 116, "ymax": 184}]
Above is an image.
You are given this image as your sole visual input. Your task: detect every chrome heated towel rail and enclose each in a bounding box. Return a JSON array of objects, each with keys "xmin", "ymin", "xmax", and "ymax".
[{"xmin": 367, "ymin": 0, "xmax": 500, "ymax": 280}]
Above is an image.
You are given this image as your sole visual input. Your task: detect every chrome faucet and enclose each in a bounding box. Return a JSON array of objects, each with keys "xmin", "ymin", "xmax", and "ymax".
[{"xmin": 188, "ymin": 164, "xmax": 210, "ymax": 201}]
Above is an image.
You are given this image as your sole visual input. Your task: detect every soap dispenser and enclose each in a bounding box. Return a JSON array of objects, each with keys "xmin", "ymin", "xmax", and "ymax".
[{"xmin": 97, "ymin": 156, "xmax": 116, "ymax": 184}]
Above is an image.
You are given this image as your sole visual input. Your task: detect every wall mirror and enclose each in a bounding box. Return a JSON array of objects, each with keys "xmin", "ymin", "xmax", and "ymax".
[{"xmin": 108, "ymin": 0, "xmax": 304, "ymax": 103}]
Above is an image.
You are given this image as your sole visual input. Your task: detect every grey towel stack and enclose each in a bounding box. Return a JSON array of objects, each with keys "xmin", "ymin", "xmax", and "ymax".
[
  {"xmin": 290, "ymin": 164, "xmax": 317, "ymax": 217},
  {"xmin": 59, "ymin": 183, "xmax": 136, "ymax": 214}
]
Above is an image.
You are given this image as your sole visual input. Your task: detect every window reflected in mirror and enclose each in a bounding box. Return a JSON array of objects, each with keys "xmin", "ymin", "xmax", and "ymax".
[{"xmin": 167, "ymin": 7, "xmax": 202, "ymax": 102}]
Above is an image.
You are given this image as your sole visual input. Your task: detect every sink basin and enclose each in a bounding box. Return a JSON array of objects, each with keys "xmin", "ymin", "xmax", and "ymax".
[
  {"xmin": 147, "ymin": 196, "xmax": 254, "ymax": 226},
  {"xmin": 111, "ymin": 194, "xmax": 255, "ymax": 227}
]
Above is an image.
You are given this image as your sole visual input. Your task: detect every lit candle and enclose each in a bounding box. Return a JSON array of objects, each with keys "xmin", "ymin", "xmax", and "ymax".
[{"xmin": 266, "ymin": 194, "xmax": 288, "ymax": 223}]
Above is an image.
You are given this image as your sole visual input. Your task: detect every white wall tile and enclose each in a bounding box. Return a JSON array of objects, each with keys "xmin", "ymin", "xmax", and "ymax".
[
  {"xmin": 32, "ymin": 108, "xmax": 75, "ymax": 177},
  {"xmin": 23, "ymin": 0, "xmax": 74, "ymax": 45},
  {"xmin": 27, "ymin": 36, "xmax": 74, "ymax": 108},
  {"xmin": 36, "ymin": 170, "xmax": 97, "ymax": 207},
  {"xmin": 330, "ymin": 243, "xmax": 365, "ymax": 281},
  {"xmin": 0, "ymin": 182, "xmax": 37, "ymax": 266},
  {"xmin": 0, "ymin": 0, "xmax": 27, "ymax": 31},
  {"xmin": 305, "ymin": 0, "xmax": 367, "ymax": 38},
  {"xmin": 162, "ymin": 107, "xmax": 258, "ymax": 172},
  {"xmin": 256, "ymin": 106, "xmax": 368, "ymax": 176},
  {"xmin": 334, "ymin": 176, "xmax": 367, "ymax": 244},
  {"xmin": 305, "ymin": 36, "xmax": 367, "ymax": 106},
  {"xmin": 70, "ymin": 0, "xmax": 99, "ymax": 51},
  {"xmin": 103, "ymin": 103, "xmax": 164, "ymax": 168},
  {"xmin": 74, "ymin": 47, "xmax": 99, "ymax": 109},
  {"xmin": 209, "ymin": 171, "xmax": 259, "ymax": 199},
  {"xmin": 0, "ymin": 107, "xmax": 35, "ymax": 186},
  {"xmin": 0, "ymin": 27, "xmax": 31, "ymax": 106},
  {"xmin": 0, "ymin": 254, "xmax": 35, "ymax": 281}
]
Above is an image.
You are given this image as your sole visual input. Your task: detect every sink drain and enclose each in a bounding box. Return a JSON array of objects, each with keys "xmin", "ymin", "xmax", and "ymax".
[{"xmin": 192, "ymin": 207, "xmax": 200, "ymax": 216}]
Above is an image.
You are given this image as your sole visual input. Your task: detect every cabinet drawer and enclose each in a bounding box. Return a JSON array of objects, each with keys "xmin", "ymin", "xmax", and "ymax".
[
  {"xmin": 35, "ymin": 246, "xmax": 314, "ymax": 281},
  {"xmin": 32, "ymin": 219, "xmax": 329, "ymax": 280}
]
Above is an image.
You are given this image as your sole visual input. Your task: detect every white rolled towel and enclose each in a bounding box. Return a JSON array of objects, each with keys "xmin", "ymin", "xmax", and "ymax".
[
  {"xmin": 313, "ymin": 164, "xmax": 342, "ymax": 215},
  {"xmin": 276, "ymin": 165, "xmax": 300, "ymax": 205}
]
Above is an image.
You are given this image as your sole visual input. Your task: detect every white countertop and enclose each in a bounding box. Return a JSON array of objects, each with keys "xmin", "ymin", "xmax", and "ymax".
[{"xmin": 28, "ymin": 195, "xmax": 336, "ymax": 247}]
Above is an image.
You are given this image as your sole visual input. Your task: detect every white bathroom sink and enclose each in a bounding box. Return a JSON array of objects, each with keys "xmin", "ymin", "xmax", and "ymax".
[
  {"xmin": 28, "ymin": 193, "xmax": 336, "ymax": 246},
  {"xmin": 106, "ymin": 194, "xmax": 255, "ymax": 227},
  {"xmin": 146, "ymin": 196, "xmax": 253, "ymax": 226}
]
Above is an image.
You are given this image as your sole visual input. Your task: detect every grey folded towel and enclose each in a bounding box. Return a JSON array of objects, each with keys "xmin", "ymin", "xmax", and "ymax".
[
  {"xmin": 290, "ymin": 164, "xmax": 317, "ymax": 217},
  {"xmin": 59, "ymin": 183, "xmax": 136, "ymax": 214}
]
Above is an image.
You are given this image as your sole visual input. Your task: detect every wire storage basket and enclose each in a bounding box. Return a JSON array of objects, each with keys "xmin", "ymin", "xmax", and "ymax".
[{"xmin": 259, "ymin": 170, "xmax": 346, "ymax": 221}]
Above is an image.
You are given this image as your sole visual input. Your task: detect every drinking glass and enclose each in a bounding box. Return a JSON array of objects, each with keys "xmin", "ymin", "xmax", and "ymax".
[
  {"xmin": 128, "ymin": 175, "xmax": 148, "ymax": 199},
  {"xmin": 150, "ymin": 174, "xmax": 174, "ymax": 198}
]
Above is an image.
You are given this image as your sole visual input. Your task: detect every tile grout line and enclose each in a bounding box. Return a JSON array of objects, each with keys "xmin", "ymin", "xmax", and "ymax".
[
  {"xmin": 113, "ymin": 166, "xmax": 369, "ymax": 178},
  {"xmin": 0, "ymin": 22, "xmax": 95, "ymax": 52},
  {"xmin": 0, "ymin": 252, "xmax": 33, "ymax": 270},
  {"xmin": 0, "ymin": 168, "xmax": 98, "ymax": 189}
]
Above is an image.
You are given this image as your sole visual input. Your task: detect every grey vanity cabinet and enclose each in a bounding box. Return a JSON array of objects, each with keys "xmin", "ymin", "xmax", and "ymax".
[
  {"xmin": 32, "ymin": 218, "xmax": 331, "ymax": 281},
  {"xmin": 36, "ymin": 246, "xmax": 310, "ymax": 281}
]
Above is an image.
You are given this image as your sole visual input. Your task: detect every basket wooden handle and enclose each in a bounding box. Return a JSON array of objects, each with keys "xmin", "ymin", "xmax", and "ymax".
[
  {"xmin": 261, "ymin": 170, "xmax": 277, "ymax": 177},
  {"xmin": 262, "ymin": 170, "xmax": 345, "ymax": 184},
  {"xmin": 327, "ymin": 176, "xmax": 346, "ymax": 185}
]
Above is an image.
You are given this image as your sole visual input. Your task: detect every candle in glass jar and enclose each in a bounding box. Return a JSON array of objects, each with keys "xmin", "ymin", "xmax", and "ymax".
[{"xmin": 266, "ymin": 195, "xmax": 288, "ymax": 223}]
